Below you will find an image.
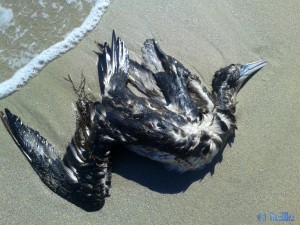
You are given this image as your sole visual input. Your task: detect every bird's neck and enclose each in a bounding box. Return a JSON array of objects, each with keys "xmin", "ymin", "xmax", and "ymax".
[{"xmin": 213, "ymin": 87, "xmax": 237, "ymax": 114}]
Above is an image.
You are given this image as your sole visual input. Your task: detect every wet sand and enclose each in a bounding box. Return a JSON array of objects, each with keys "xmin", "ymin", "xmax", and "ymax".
[{"xmin": 0, "ymin": 0, "xmax": 299, "ymax": 224}]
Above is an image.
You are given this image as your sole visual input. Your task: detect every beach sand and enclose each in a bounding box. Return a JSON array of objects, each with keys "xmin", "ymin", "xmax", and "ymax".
[{"xmin": 0, "ymin": 0, "xmax": 299, "ymax": 224}]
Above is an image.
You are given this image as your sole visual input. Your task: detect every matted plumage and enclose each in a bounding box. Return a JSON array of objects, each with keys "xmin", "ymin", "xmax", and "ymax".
[{"xmin": 1, "ymin": 31, "xmax": 266, "ymax": 211}]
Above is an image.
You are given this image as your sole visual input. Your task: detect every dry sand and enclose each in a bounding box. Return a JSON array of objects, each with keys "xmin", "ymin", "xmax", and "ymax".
[{"xmin": 0, "ymin": 0, "xmax": 299, "ymax": 224}]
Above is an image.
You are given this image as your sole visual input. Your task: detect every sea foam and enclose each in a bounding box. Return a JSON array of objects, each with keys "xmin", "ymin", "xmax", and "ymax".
[
  {"xmin": 0, "ymin": 0, "xmax": 110, "ymax": 99},
  {"xmin": 0, "ymin": 5, "xmax": 13, "ymax": 33}
]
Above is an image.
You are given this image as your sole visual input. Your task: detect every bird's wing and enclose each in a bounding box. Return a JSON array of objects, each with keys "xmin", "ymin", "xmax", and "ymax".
[
  {"xmin": 142, "ymin": 39, "xmax": 215, "ymax": 113},
  {"xmin": 96, "ymin": 31, "xmax": 164, "ymax": 100},
  {"xmin": 96, "ymin": 30, "xmax": 129, "ymax": 96},
  {"xmin": 128, "ymin": 59, "xmax": 163, "ymax": 99},
  {"xmin": 94, "ymin": 31, "xmax": 201, "ymax": 152},
  {"xmin": 140, "ymin": 39, "xmax": 199, "ymax": 120},
  {"xmin": 1, "ymin": 102, "xmax": 113, "ymax": 211}
]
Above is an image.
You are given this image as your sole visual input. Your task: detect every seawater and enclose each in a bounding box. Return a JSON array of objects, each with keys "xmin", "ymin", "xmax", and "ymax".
[{"xmin": 0, "ymin": 0, "xmax": 110, "ymax": 99}]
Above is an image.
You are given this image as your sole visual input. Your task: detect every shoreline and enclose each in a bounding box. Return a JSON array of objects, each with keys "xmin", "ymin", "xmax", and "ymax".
[{"xmin": 0, "ymin": 0, "xmax": 111, "ymax": 99}]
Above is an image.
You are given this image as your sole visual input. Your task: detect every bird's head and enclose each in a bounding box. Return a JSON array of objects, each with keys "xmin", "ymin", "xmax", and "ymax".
[{"xmin": 212, "ymin": 60, "xmax": 267, "ymax": 112}]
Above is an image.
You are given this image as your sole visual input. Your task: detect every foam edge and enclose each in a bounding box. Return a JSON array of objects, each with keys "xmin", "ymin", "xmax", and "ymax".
[{"xmin": 0, "ymin": 0, "xmax": 111, "ymax": 100}]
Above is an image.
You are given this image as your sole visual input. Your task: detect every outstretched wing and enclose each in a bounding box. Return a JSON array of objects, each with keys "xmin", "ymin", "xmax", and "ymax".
[{"xmin": 1, "ymin": 104, "xmax": 112, "ymax": 211}]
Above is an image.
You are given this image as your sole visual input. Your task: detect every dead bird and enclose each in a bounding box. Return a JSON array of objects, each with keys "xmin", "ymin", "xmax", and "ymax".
[
  {"xmin": 0, "ymin": 31, "xmax": 266, "ymax": 211},
  {"xmin": 94, "ymin": 31, "xmax": 266, "ymax": 172}
]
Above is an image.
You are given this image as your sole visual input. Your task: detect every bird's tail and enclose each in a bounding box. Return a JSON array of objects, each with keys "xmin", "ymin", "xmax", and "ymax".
[
  {"xmin": 0, "ymin": 78, "xmax": 112, "ymax": 211},
  {"xmin": 95, "ymin": 30, "xmax": 129, "ymax": 95}
]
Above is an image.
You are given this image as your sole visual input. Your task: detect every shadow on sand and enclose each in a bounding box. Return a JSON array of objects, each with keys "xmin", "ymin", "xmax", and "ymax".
[{"xmin": 112, "ymin": 136, "xmax": 234, "ymax": 194}]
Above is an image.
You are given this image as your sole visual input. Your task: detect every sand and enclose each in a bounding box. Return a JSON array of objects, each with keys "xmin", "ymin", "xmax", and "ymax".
[{"xmin": 0, "ymin": 0, "xmax": 299, "ymax": 224}]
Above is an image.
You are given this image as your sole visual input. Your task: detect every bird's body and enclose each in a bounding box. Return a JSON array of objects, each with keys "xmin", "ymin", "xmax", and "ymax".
[
  {"xmin": 0, "ymin": 31, "xmax": 266, "ymax": 210},
  {"xmin": 94, "ymin": 32, "xmax": 265, "ymax": 172}
]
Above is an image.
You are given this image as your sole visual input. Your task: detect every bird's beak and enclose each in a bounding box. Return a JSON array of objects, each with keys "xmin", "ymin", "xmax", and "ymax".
[{"xmin": 237, "ymin": 60, "xmax": 267, "ymax": 91}]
